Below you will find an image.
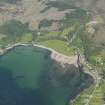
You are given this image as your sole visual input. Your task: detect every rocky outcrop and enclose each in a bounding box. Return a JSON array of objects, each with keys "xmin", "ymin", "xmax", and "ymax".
[
  {"xmin": 39, "ymin": 48, "xmax": 95, "ymax": 104},
  {"xmin": 51, "ymin": 51, "xmax": 78, "ymax": 67}
]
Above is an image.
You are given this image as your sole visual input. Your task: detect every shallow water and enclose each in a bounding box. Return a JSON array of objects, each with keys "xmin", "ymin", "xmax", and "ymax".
[
  {"xmin": 0, "ymin": 45, "xmax": 92, "ymax": 105},
  {"xmin": 0, "ymin": 46, "xmax": 54, "ymax": 105}
]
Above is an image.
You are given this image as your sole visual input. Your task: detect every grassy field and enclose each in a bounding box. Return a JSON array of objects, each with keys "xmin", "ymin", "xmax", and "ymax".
[
  {"xmin": 37, "ymin": 31, "xmax": 61, "ymax": 42},
  {"xmin": 73, "ymin": 83, "xmax": 105, "ymax": 105},
  {"xmin": 39, "ymin": 40, "xmax": 75, "ymax": 56},
  {"xmin": 73, "ymin": 49, "xmax": 105, "ymax": 105},
  {"xmin": 20, "ymin": 33, "xmax": 33, "ymax": 43},
  {"xmin": 89, "ymin": 83, "xmax": 104, "ymax": 105}
]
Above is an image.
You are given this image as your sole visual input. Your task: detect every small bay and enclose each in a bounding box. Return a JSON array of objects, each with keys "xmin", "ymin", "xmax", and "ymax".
[{"xmin": 0, "ymin": 45, "xmax": 92, "ymax": 105}]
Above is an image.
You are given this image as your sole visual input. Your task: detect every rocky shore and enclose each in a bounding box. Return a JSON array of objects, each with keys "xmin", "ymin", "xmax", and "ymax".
[
  {"xmin": 0, "ymin": 42, "xmax": 95, "ymax": 104},
  {"xmin": 0, "ymin": 43, "xmax": 79, "ymax": 67}
]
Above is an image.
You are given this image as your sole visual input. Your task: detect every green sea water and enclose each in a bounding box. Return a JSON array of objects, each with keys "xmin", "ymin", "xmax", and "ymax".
[
  {"xmin": 0, "ymin": 45, "xmax": 92, "ymax": 105},
  {"xmin": 0, "ymin": 45, "xmax": 71, "ymax": 105},
  {"xmin": 0, "ymin": 46, "xmax": 52, "ymax": 89},
  {"xmin": 0, "ymin": 46, "xmax": 54, "ymax": 105}
]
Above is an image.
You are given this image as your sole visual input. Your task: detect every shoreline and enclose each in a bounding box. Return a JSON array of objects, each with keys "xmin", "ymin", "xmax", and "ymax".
[
  {"xmin": 0, "ymin": 42, "xmax": 95, "ymax": 78},
  {"xmin": 0, "ymin": 42, "xmax": 95, "ymax": 104},
  {"xmin": 0, "ymin": 42, "xmax": 79, "ymax": 67}
]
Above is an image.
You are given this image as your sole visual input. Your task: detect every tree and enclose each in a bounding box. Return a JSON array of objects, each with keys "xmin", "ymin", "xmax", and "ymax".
[{"xmin": 0, "ymin": 20, "xmax": 29, "ymax": 37}]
